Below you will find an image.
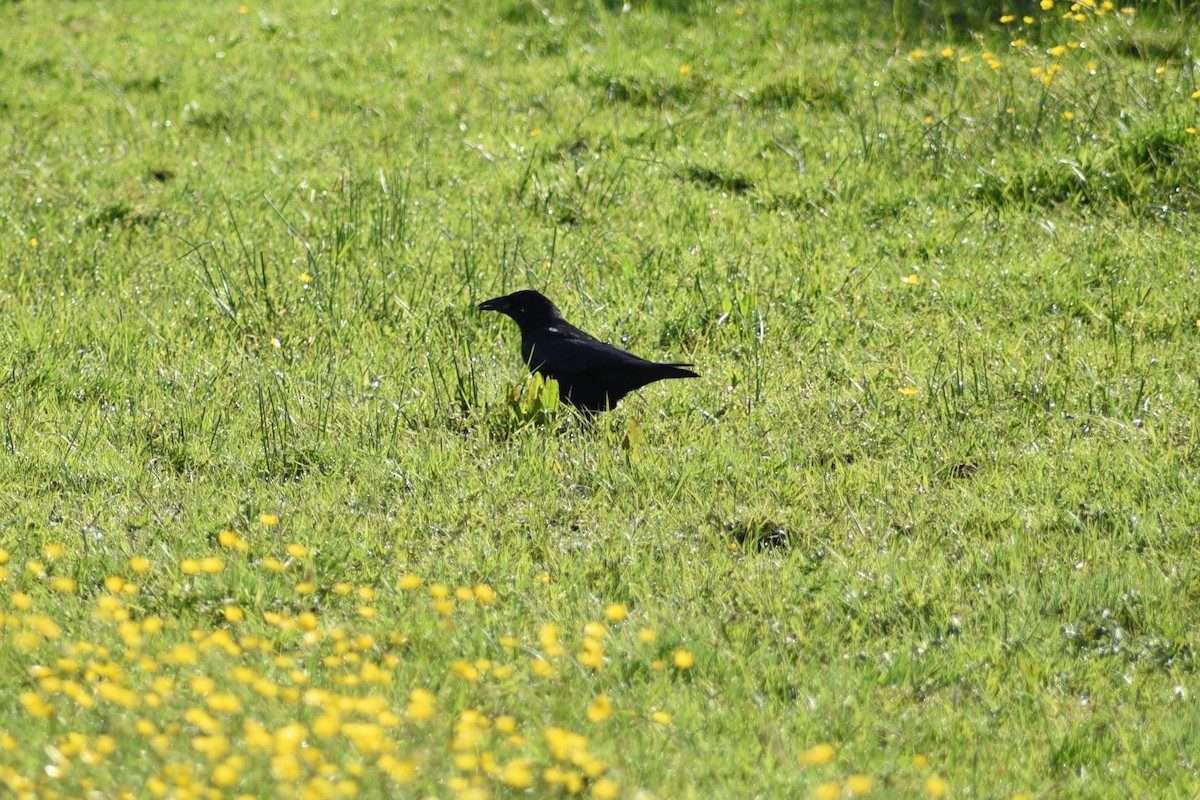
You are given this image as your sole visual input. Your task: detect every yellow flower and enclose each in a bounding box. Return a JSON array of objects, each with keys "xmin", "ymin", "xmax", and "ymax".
[
  {"xmin": 999, "ymin": 14, "xmax": 1014, "ymax": 22},
  {"xmin": 397, "ymin": 573, "xmax": 422, "ymax": 590},
  {"xmin": 913, "ymin": 754, "xmax": 930, "ymax": 769},
  {"xmin": 181, "ymin": 558, "xmax": 201, "ymax": 575},
  {"xmin": 679, "ymin": 64, "xmax": 693, "ymax": 75},
  {"xmin": 299, "ymin": 273, "xmax": 313, "ymax": 283},
  {"xmin": 899, "ymin": 387, "xmax": 919, "ymax": 397},
  {"xmin": 604, "ymin": 603, "xmax": 628, "ymax": 621},
  {"xmin": 1192, "ymin": 90, "xmax": 1200, "ymax": 100},
  {"xmin": 260, "ymin": 513, "xmax": 279, "ymax": 526},
  {"xmin": 44, "ymin": 543, "xmax": 65, "ymax": 560},
  {"xmin": 637, "ymin": 628, "xmax": 657, "ymax": 644},
  {"xmin": 286, "ymin": 543, "xmax": 308, "ymax": 558},
  {"xmin": 925, "ymin": 775, "xmax": 949, "ymax": 797},
  {"xmin": 529, "ymin": 128, "xmax": 541, "ymax": 137},
  {"xmin": 473, "ymin": 584, "xmax": 496, "ymax": 604},
  {"xmin": 902, "ymin": 273, "xmax": 919, "ymax": 285},
  {"xmin": 909, "ymin": 49, "xmax": 925, "ymax": 60},
  {"xmin": 592, "ymin": 778, "xmax": 620, "ymax": 799},
  {"xmin": 1010, "ymin": 38, "xmax": 1026, "ymax": 47},
  {"xmin": 941, "ymin": 48, "xmax": 954, "ymax": 58},
  {"xmin": 846, "ymin": 775, "xmax": 874, "ymax": 796},
  {"xmin": 262, "ymin": 557, "xmax": 285, "ymax": 573},
  {"xmin": 1050, "ymin": 45, "xmax": 1067, "ymax": 57},
  {"xmin": 238, "ymin": 5, "xmax": 250, "ymax": 13},
  {"xmin": 1062, "ymin": 111, "xmax": 1075, "ymax": 120},
  {"xmin": 815, "ymin": 783, "xmax": 840, "ymax": 800},
  {"xmin": 51, "ymin": 576, "xmax": 77, "ymax": 593},
  {"xmin": 672, "ymin": 649, "xmax": 695, "ymax": 669},
  {"xmin": 1024, "ymin": 15, "xmax": 1035, "ymax": 23},
  {"xmin": 1187, "ymin": 128, "xmax": 1197, "ymax": 135},
  {"xmin": 651, "ymin": 710, "xmax": 672, "ymax": 726},
  {"xmin": 586, "ymin": 694, "xmax": 613, "ymax": 722},
  {"xmin": 1041, "ymin": 0, "xmax": 1054, "ymax": 7},
  {"xmin": 502, "ymin": 759, "xmax": 534, "ymax": 789},
  {"xmin": 798, "ymin": 743, "xmax": 837, "ymax": 767},
  {"xmin": 128, "ymin": 556, "xmax": 150, "ymax": 574},
  {"xmin": 223, "ymin": 605, "xmax": 245, "ymax": 623}
]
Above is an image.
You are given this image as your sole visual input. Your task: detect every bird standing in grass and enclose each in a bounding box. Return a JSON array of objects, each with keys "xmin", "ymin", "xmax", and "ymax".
[{"xmin": 478, "ymin": 290, "xmax": 698, "ymax": 413}]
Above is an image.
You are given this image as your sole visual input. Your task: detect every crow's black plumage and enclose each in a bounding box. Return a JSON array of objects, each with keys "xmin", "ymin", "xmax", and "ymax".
[{"xmin": 478, "ymin": 290, "xmax": 698, "ymax": 412}]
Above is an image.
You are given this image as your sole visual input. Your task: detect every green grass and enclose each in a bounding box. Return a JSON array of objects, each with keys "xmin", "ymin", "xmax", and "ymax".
[{"xmin": 2, "ymin": 1, "xmax": 1200, "ymax": 798}]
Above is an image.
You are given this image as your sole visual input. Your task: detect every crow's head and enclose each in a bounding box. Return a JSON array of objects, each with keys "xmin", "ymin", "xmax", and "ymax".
[{"xmin": 478, "ymin": 290, "xmax": 564, "ymax": 328}]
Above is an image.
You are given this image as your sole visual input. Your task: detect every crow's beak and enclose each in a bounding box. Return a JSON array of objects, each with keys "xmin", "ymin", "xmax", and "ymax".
[{"xmin": 478, "ymin": 296, "xmax": 508, "ymax": 313}]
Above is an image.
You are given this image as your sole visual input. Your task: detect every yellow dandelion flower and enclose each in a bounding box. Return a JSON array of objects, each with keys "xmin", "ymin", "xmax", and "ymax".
[
  {"xmin": 130, "ymin": 556, "xmax": 150, "ymax": 573},
  {"xmin": 650, "ymin": 658, "xmax": 665, "ymax": 670},
  {"xmin": 815, "ymin": 783, "xmax": 840, "ymax": 800},
  {"xmin": 474, "ymin": 584, "xmax": 496, "ymax": 604},
  {"xmin": 181, "ymin": 558, "xmax": 201, "ymax": 575},
  {"xmin": 238, "ymin": 5, "xmax": 250, "ymax": 13},
  {"xmin": 200, "ymin": 556, "xmax": 224, "ymax": 574},
  {"xmin": 988, "ymin": 59, "xmax": 1003, "ymax": 69},
  {"xmin": 999, "ymin": 14, "xmax": 1014, "ymax": 22},
  {"xmin": 397, "ymin": 573, "xmax": 422, "ymax": 590},
  {"xmin": 286, "ymin": 543, "xmax": 308, "ymax": 558},
  {"xmin": 502, "ymin": 759, "xmax": 535, "ymax": 789},
  {"xmin": 679, "ymin": 64, "xmax": 692, "ymax": 75},
  {"xmin": 1050, "ymin": 45, "xmax": 1067, "ymax": 57},
  {"xmin": 530, "ymin": 658, "xmax": 557, "ymax": 679},
  {"xmin": 902, "ymin": 273, "xmax": 919, "ymax": 285},
  {"xmin": 651, "ymin": 710, "xmax": 672, "ymax": 726},
  {"xmin": 50, "ymin": 576, "xmax": 77, "ymax": 593},
  {"xmin": 262, "ymin": 557, "xmax": 285, "ymax": 573},
  {"xmin": 604, "ymin": 603, "xmax": 628, "ymax": 621},
  {"xmin": 799, "ymin": 743, "xmax": 837, "ymax": 767},
  {"xmin": 847, "ymin": 775, "xmax": 874, "ymax": 796},
  {"xmin": 260, "ymin": 513, "xmax": 279, "ymax": 526},
  {"xmin": 295, "ymin": 582, "xmax": 315, "ymax": 595},
  {"xmin": 529, "ymin": 129, "xmax": 541, "ymax": 137},
  {"xmin": 1024, "ymin": 15, "xmax": 1035, "ymax": 23},
  {"xmin": 913, "ymin": 754, "xmax": 931, "ymax": 769},
  {"xmin": 586, "ymin": 694, "xmax": 613, "ymax": 723},
  {"xmin": 1121, "ymin": 5, "xmax": 1134, "ymax": 12},
  {"xmin": 925, "ymin": 775, "xmax": 949, "ymax": 797},
  {"xmin": 672, "ymin": 649, "xmax": 695, "ymax": 669},
  {"xmin": 899, "ymin": 387, "xmax": 919, "ymax": 397},
  {"xmin": 1062, "ymin": 111, "xmax": 1075, "ymax": 120},
  {"xmin": 592, "ymin": 778, "xmax": 620, "ymax": 799},
  {"xmin": 224, "ymin": 605, "xmax": 245, "ymax": 623},
  {"xmin": 1010, "ymin": 38, "xmax": 1026, "ymax": 47},
  {"xmin": 637, "ymin": 628, "xmax": 658, "ymax": 644},
  {"xmin": 43, "ymin": 543, "xmax": 65, "ymax": 560},
  {"xmin": 1192, "ymin": 90, "xmax": 1200, "ymax": 100},
  {"xmin": 940, "ymin": 48, "xmax": 954, "ymax": 58},
  {"xmin": 299, "ymin": 273, "xmax": 313, "ymax": 283},
  {"xmin": 909, "ymin": 49, "xmax": 925, "ymax": 60},
  {"xmin": 959, "ymin": 55, "xmax": 971, "ymax": 63},
  {"xmin": 1186, "ymin": 128, "xmax": 1196, "ymax": 135},
  {"xmin": 1041, "ymin": 0, "xmax": 1054, "ymax": 7}
]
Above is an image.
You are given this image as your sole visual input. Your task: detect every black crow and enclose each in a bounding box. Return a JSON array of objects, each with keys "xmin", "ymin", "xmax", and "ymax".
[{"xmin": 478, "ymin": 290, "xmax": 698, "ymax": 412}]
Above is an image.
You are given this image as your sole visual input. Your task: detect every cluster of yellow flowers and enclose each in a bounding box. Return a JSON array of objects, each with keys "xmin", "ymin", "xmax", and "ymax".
[
  {"xmin": 904, "ymin": 0, "xmax": 1200, "ymax": 131},
  {"xmin": 0, "ymin": 520, "xmax": 698, "ymax": 800}
]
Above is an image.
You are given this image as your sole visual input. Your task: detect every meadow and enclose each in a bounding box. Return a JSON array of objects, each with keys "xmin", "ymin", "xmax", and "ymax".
[{"xmin": 2, "ymin": 0, "xmax": 1199, "ymax": 797}]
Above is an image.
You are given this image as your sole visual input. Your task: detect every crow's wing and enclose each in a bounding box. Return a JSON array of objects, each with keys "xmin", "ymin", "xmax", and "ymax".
[{"xmin": 522, "ymin": 323, "xmax": 696, "ymax": 410}]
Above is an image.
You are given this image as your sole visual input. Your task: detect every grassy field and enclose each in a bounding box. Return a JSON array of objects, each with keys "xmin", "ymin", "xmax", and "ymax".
[{"xmin": 2, "ymin": 0, "xmax": 1200, "ymax": 797}]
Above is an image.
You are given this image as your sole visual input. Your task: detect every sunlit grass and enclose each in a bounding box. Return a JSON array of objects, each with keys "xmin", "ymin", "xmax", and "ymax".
[{"xmin": 2, "ymin": 0, "xmax": 1200, "ymax": 798}]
